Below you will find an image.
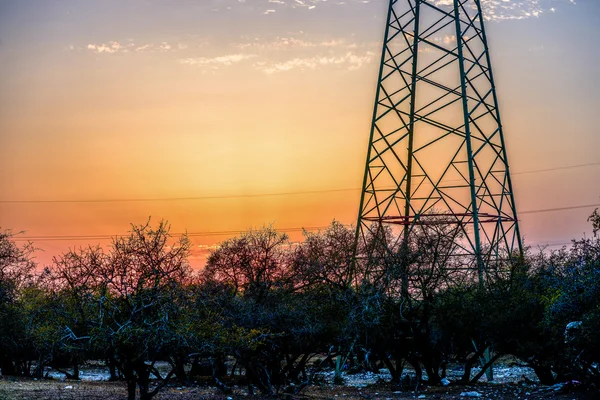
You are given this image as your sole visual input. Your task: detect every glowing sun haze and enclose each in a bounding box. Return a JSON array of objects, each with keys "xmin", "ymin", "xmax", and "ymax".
[{"xmin": 0, "ymin": 0, "xmax": 599, "ymax": 267}]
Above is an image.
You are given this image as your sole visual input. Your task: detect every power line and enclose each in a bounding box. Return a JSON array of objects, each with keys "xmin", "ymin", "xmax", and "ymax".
[
  {"xmin": 10, "ymin": 202, "xmax": 600, "ymax": 242},
  {"xmin": 519, "ymin": 203, "xmax": 600, "ymax": 215},
  {"xmin": 1, "ymin": 161, "xmax": 599, "ymax": 205},
  {"xmin": 12, "ymin": 226, "xmax": 330, "ymax": 242},
  {"xmin": 533, "ymin": 241, "xmax": 573, "ymax": 247},
  {"xmin": 0, "ymin": 189, "xmax": 355, "ymax": 204},
  {"xmin": 511, "ymin": 161, "xmax": 600, "ymax": 176}
]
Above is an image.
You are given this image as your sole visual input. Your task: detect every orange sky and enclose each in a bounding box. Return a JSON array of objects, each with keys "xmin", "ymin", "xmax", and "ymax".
[{"xmin": 1, "ymin": 0, "xmax": 599, "ymax": 268}]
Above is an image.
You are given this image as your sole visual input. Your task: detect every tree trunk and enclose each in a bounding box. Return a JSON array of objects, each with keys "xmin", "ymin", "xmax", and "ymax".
[
  {"xmin": 288, "ymin": 353, "xmax": 310, "ymax": 382},
  {"xmin": 0, "ymin": 357, "xmax": 17, "ymax": 376},
  {"xmin": 122, "ymin": 361, "xmax": 137, "ymax": 400},
  {"xmin": 33, "ymin": 357, "xmax": 44, "ymax": 379},
  {"xmin": 174, "ymin": 356, "xmax": 187, "ymax": 383},
  {"xmin": 138, "ymin": 380, "xmax": 151, "ymax": 400},
  {"xmin": 460, "ymin": 347, "xmax": 486, "ymax": 383},
  {"xmin": 531, "ymin": 364, "xmax": 555, "ymax": 385},
  {"xmin": 382, "ymin": 355, "xmax": 401, "ymax": 384},
  {"xmin": 229, "ymin": 360, "xmax": 238, "ymax": 377},
  {"xmin": 244, "ymin": 361, "xmax": 274, "ymax": 395},
  {"xmin": 73, "ymin": 359, "xmax": 80, "ymax": 380},
  {"xmin": 126, "ymin": 376, "xmax": 137, "ymax": 400},
  {"xmin": 210, "ymin": 356, "xmax": 232, "ymax": 394},
  {"xmin": 424, "ymin": 363, "xmax": 441, "ymax": 385},
  {"xmin": 135, "ymin": 362, "xmax": 154, "ymax": 400},
  {"xmin": 470, "ymin": 353, "xmax": 501, "ymax": 383},
  {"xmin": 407, "ymin": 357, "xmax": 422, "ymax": 383},
  {"xmin": 215, "ymin": 354, "xmax": 227, "ymax": 377},
  {"xmin": 108, "ymin": 353, "xmax": 119, "ymax": 381}
]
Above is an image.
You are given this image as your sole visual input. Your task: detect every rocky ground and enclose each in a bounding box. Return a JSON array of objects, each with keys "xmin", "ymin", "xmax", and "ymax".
[
  {"xmin": 0, "ymin": 359, "xmax": 598, "ymax": 400},
  {"xmin": 0, "ymin": 378, "xmax": 597, "ymax": 400}
]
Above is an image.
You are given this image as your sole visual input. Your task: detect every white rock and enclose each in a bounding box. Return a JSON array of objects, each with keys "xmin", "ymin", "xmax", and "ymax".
[
  {"xmin": 418, "ymin": 395, "xmax": 427, "ymax": 399},
  {"xmin": 440, "ymin": 378, "xmax": 451, "ymax": 386},
  {"xmin": 566, "ymin": 321, "xmax": 582, "ymax": 330},
  {"xmin": 550, "ymin": 383, "xmax": 564, "ymax": 392},
  {"xmin": 64, "ymin": 386, "xmax": 73, "ymax": 389},
  {"xmin": 460, "ymin": 392, "xmax": 482, "ymax": 398}
]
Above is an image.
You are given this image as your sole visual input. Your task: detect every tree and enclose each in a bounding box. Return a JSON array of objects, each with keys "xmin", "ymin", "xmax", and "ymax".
[
  {"xmin": 291, "ymin": 221, "xmax": 355, "ymax": 290},
  {"xmin": 201, "ymin": 226, "xmax": 294, "ymax": 394},
  {"xmin": 0, "ymin": 229, "xmax": 36, "ymax": 376},
  {"xmin": 201, "ymin": 224, "xmax": 361, "ymax": 394},
  {"xmin": 48, "ymin": 246, "xmax": 106, "ymax": 379},
  {"xmin": 92, "ymin": 219, "xmax": 192, "ymax": 400},
  {"xmin": 356, "ymin": 217, "xmax": 468, "ymax": 385},
  {"xmin": 538, "ymin": 211, "xmax": 600, "ymax": 384},
  {"xmin": 203, "ymin": 225, "xmax": 293, "ymax": 297}
]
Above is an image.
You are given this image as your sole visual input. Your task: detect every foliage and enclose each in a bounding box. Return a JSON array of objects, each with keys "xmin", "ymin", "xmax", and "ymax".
[
  {"xmin": 1, "ymin": 212, "xmax": 599, "ymax": 398},
  {"xmin": 0, "ymin": 229, "xmax": 38, "ymax": 376}
]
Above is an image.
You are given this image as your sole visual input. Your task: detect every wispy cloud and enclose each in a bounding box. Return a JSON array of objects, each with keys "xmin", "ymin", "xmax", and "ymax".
[
  {"xmin": 179, "ymin": 54, "xmax": 258, "ymax": 70},
  {"xmin": 72, "ymin": 1, "xmax": 576, "ymax": 58},
  {"xmin": 227, "ymin": 0, "xmax": 575, "ymax": 21},
  {"xmin": 255, "ymin": 51, "xmax": 376, "ymax": 74},
  {"xmin": 81, "ymin": 40, "xmax": 188, "ymax": 54},
  {"xmin": 87, "ymin": 41, "xmax": 123, "ymax": 54},
  {"xmin": 432, "ymin": 0, "xmax": 575, "ymax": 21},
  {"xmin": 235, "ymin": 36, "xmax": 357, "ymax": 51}
]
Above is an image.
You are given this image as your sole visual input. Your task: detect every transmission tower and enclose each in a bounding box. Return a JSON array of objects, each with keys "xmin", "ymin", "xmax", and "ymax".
[{"xmin": 355, "ymin": 0, "xmax": 522, "ymax": 284}]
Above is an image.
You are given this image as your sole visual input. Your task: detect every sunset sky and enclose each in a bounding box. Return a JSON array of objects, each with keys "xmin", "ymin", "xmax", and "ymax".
[{"xmin": 1, "ymin": 0, "xmax": 599, "ymax": 267}]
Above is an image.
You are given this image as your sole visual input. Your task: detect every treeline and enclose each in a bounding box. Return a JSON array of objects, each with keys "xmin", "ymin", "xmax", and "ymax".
[{"xmin": 1, "ymin": 212, "xmax": 599, "ymax": 400}]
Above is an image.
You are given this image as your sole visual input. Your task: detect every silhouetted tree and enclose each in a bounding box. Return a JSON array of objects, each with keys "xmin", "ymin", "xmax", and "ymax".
[
  {"xmin": 92, "ymin": 219, "xmax": 192, "ymax": 400},
  {"xmin": 0, "ymin": 229, "xmax": 36, "ymax": 376}
]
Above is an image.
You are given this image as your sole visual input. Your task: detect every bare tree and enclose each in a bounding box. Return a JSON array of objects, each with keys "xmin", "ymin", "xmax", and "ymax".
[{"xmin": 93, "ymin": 219, "xmax": 192, "ymax": 400}]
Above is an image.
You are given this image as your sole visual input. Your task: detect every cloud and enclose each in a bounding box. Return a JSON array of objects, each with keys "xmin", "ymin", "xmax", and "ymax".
[
  {"xmin": 87, "ymin": 41, "xmax": 122, "ymax": 54},
  {"xmin": 82, "ymin": 40, "xmax": 189, "ymax": 54},
  {"xmin": 235, "ymin": 36, "xmax": 356, "ymax": 51},
  {"xmin": 256, "ymin": 51, "xmax": 376, "ymax": 74},
  {"xmin": 179, "ymin": 54, "xmax": 258, "ymax": 70},
  {"xmin": 135, "ymin": 44, "xmax": 152, "ymax": 52},
  {"xmin": 233, "ymin": 35, "xmax": 375, "ymax": 54},
  {"xmin": 267, "ymin": 0, "xmax": 322, "ymax": 8},
  {"xmin": 431, "ymin": 0, "xmax": 576, "ymax": 21},
  {"xmin": 224, "ymin": 0, "xmax": 574, "ymax": 21},
  {"xmin": 108, "ymin": 0, "xmax": 574, "ymax": 22}
]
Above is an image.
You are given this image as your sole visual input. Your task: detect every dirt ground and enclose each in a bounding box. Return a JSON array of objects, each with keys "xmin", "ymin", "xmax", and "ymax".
[
  {"xmin": 0, "ymin": 377, "xmax": 598, "ymax": 400},
  {"xmin": 1, "ymin": 357, "xmax": 597, "ymax": 400}
]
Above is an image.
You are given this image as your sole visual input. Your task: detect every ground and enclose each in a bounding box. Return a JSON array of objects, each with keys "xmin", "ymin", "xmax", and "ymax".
[
  {"xmin": 0, "ymin": 378, "xmax": 598, "ymax": 400},
  {"xmin": 0, "ymin": 359, "xmax": 598, "ymax": 400}
]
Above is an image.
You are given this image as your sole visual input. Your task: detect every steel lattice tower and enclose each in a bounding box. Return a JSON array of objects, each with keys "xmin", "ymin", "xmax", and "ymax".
[{"xmin": 356, "ymin": 0, "xmax": 522, "ymax": 283}]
